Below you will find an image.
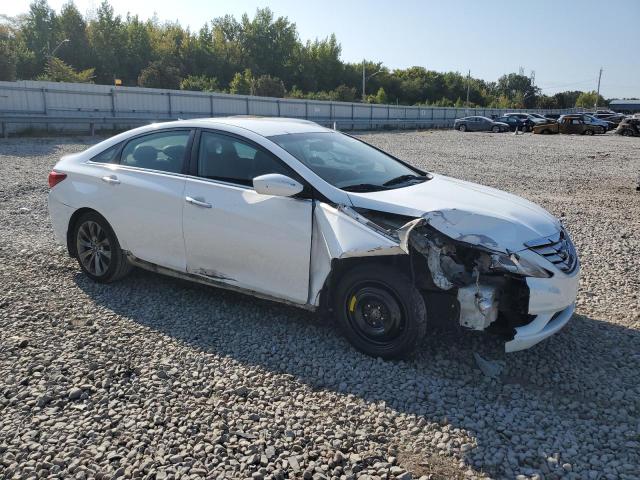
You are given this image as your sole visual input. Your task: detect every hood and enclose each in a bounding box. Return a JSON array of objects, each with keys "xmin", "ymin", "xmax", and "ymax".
[{"xmin": 347, "ymin": 174, "xmax": 561, "ymax": 253}]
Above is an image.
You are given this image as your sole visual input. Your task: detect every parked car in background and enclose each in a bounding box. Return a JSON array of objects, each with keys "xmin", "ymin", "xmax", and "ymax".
[
  {"xmin": 528, "ymin": 113, "xmax": 557, "ymax": 125},
  {"xmin": 593, "ymin": 113, "xmax": 626, "ymax": 125},
  {"xmin": 47, "ymin": 117, "xmax": 580, "ymax": 358},
  {"xmin": 495, "ymin": 115, "xmax": 528, "ymax": 132},
  {"xmin": 533, "ymin": 115, "xmax": 602, "ymax": 135},
  {"xmin": 615, "ymin": 117, "xmax": 640, "ymax": 136},
  {"xmin": 576, "ymin": 114, "xmax": 611, "ymax": 132},
  {"xmin": 454, "ymin": 116, "xmax": 509, "ymax": 132},
  {"xmin": 502, "ymin": 113, "xmax": 540, "ymax": 131}
]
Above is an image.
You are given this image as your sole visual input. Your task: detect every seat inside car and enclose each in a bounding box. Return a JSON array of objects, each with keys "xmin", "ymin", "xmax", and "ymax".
[
  {"xmin": 131, "ymin": 145, "xmax": 158, "ymax": 169},
  {"xmin": 201, "ymin": 136, "xmax": 251, "ymax": 183}
]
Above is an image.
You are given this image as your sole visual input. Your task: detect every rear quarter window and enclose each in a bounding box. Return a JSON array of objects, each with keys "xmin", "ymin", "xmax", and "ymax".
[{"xmin": 90, "ymin": 143, "xmax": 121, "ymax": 163}]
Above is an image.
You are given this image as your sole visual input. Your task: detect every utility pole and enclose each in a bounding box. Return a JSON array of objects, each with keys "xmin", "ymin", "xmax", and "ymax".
[
  {"xmin": 465, "ymin": 70, "xmax": 471, "ymax": 114},
  {"xmin": 362, "ymin": 59, "xmax": 366, "ymax": 102},
  {"xmin": 595, "ymin": 67, "xmax": 603, "ymax": 111}
]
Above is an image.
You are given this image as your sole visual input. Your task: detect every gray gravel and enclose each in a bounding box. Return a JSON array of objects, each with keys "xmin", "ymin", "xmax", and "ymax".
[{"xmin": 1, "ymin": 130, "xmax": 639, "ymax": 480}]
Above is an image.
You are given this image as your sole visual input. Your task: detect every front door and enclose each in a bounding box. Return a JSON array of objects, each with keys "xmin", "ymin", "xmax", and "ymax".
[{"xmin": 182, "ymin": 130, "xmax": 313, "ymax": 304}]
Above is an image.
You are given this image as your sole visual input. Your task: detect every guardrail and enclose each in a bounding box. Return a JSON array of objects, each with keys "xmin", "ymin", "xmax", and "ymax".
[{"xmin": 0, "ymin": 115, "xmax": 455, "ymax": 138}]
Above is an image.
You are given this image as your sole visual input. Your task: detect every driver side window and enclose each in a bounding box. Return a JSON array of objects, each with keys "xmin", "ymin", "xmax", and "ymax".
[{"xmin": 197, "ymin": 131, "xmax": 293, "ymax": 187}]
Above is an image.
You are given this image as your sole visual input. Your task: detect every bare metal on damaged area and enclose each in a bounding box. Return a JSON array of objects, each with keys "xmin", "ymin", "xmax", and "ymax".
[{"xmin": 48, "ymin": 117, "xmax": 580, "ymax": 356}]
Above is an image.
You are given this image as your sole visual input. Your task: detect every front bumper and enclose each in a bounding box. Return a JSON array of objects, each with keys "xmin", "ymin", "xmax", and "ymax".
[{"xmin": 505, "ymin": 254, "xmax": 580, "ymax": 352}]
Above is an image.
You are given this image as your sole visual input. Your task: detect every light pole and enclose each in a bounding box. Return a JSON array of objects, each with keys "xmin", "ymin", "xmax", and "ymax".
[
  {"xmin": 49, "ymin": 39, "xmax": 69, "ymax": 58},
  {"xmin": 362, "ymin": 59, "xmax": 383, "ymax": 102}
]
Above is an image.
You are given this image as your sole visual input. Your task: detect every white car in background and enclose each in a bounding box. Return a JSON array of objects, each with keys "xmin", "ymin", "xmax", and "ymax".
[{"xmin": 48, "ymin": 117, "xmax": 580, "ymax": 358}]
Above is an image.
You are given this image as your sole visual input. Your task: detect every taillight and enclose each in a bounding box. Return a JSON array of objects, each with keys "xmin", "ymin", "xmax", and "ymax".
[{"xmin": 48, "ymin": 171, "xmax": 67, "ymax": 188}]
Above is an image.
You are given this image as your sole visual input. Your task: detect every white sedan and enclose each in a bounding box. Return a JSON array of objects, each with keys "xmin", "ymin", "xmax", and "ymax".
[{"xmin": 48, "ymin": 117, "xmax": 579, "ymax": 358}]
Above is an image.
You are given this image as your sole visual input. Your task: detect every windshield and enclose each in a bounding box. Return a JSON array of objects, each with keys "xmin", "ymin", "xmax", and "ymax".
[{"xmin": 269, "ymin": 132, "xmax": 424, "ymax": 191}]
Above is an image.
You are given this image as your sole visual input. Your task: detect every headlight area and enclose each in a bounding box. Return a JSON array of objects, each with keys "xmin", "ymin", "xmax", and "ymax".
[{"xmin": 404, "ymin": 222, "xmax": 537, "ymax": 338}]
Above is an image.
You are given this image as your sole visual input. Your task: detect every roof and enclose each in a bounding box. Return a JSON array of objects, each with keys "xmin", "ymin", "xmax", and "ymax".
[
  {"xmin": 191, "ymin": 116, "xmax": 332, "ymax": 136},
  {"xmin": 609, "ymin": 99, "xmax": 640, "ymax": 105}
]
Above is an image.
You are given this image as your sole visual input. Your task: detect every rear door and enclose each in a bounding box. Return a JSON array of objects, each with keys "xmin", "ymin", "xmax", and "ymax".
[
  {"xmin": 89, "ymin": 129, "xmax": 192, "ymax": 271},
  {"xmin": 182, "ymin": 129, "xmax": 313, "ymax": 304}
]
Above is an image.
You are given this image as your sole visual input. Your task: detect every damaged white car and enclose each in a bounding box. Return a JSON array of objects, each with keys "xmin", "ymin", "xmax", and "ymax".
[{"xmin": 48, "ymin": 117, "xmax": 579, "ymax": 358}]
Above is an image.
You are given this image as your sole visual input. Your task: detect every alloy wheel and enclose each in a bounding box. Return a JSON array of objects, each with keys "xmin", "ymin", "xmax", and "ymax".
[{"xmin": 76, "ymin": 220, "xmax": 111, "ymax": 276}]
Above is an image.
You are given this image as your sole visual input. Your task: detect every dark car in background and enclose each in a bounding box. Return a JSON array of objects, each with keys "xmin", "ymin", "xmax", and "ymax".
[
  {"xmin": 593, "ymin": 113, "xmax": 626, "ymax": 125},
  {"xmin": 454, "ymin": 116, "xmax": 509, "ymax": 132},
  {"xmin": 495, "ymin": 115, "xmax": 529, "ymax": 132},
  {"xmin": 615, "ymin": 118, "xmax": 640, "ymax": 136}
]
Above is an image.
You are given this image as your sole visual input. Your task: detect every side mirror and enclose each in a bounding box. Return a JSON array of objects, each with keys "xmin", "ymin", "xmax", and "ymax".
[{"xmin": 253, "ymin": 173, "xmax": 304, "ymax": 197}]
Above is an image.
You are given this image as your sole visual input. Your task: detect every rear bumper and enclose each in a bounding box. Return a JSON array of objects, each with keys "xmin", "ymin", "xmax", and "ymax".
[
  {"xmin": 48, "ymin": 194, "xmax": 75, "ymax": 248},
  {"xmin": 505, "ymin": 259, "xmax": 580, "ymax": 353}
]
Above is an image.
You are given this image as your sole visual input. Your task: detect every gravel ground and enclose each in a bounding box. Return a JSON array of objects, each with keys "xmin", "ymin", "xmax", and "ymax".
[{"xmin": 1, "ymin": 130, "xmax": 639, "ymax": 480}]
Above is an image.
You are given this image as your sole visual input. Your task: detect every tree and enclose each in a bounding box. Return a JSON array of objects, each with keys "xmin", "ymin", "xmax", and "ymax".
[
  {"xmin": 374, "ymin": 87, "xmax": 387, "ymax": 104},
  {"xmin": 575, "ymin": 91, "xmax": 606, "ymax": 108},
  {"xmin": 121, "ymin": 15, "xmax": 152, "ymax": 85},
  {"xmin": 56, "ymin": 2, "xmax": 91, "ymax": 70},
  {"xmin": 180, "ymin": 75, "xmax": 220, "ymax": 92},
  {"xmin": 37, "ymin": 56, "xmax": 94, "ymax": 82},
  {"xmin": 137, "ymin": 60, "xmax": 181, "ymax": 89},
  {"xmin": 229, "ymin": 69, "xmax": 253, "ymax": 95},
  {"xmin": 496, "ymin": 73, "xmax": 538, "ymax": 108},
  {"xmin": 331, "ymin": 84, "xmax": 356, "ymax": 102},
  {"xmin": 0, "ymin": 19, "xmax": 19, "ymax": 80},
  {"xmin": 239, "ymin": 8, "xmax": 299, "ymax": 85},
  {"xmin": 20, "ymin": 0, "xmax": 58, "ymax": 77},
  {"xmin": 251, "ymin": 74, "xmax": 285, "ymax": 97},
  {"xmin": 87, "ymin": 1, "xmax": 125, "ymax": 83}
]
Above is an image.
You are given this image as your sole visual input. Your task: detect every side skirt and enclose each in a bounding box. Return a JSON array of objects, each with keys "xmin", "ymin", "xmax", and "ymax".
[{"xmin": 125, "ymin": 253, "xmax": 317, "ymax": 312}]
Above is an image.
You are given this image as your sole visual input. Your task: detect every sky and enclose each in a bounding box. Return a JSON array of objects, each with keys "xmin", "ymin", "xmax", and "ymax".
[{"xmin": 5, "ymin": 0, "xmax": 639, "ymax": 98}]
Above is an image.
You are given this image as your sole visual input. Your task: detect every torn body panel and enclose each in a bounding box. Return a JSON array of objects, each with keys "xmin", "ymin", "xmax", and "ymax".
[
  {"xmin": 308, "ymin": 203, "xmax": 405, "ymax": 305},
  {"xmin": 311, "ymin": 203, "xmax": 578, "ymax": 352}
]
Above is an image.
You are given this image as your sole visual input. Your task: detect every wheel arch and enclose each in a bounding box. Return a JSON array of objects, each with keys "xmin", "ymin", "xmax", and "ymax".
[
  {"xmin": 66, "ymin": 208, "xmax": 116, "ymax": 258},
  {"xmin": 317, "ymin": 254, "xmax": 412, "ymax": 314}
]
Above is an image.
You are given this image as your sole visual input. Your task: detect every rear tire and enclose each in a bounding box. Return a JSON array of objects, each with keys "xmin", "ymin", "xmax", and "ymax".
[
  {"xmin": 584, "ymin": 129, "xmax": 594, "ymax": 136},
  {"xmin": 73, "ymin": 211, "xmax": 132, "ymax": 283},
  {"xmin": 333, "ymin": 264, "xmax": 427, "ymax": 359},
  {"xmin": 622, "ymin": 129, "xmax": 633, "ymax": 136},
  {"xmin": 458, "ymin": 124, "xmax": 467, "ymax": 132},
  {"xmin": 491, "ymin": 125, "xmax": 500, "ymax": 133}
]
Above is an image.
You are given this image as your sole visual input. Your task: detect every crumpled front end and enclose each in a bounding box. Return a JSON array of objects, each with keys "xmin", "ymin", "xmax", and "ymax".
[{"xmin": 312, "ymin": 203, "xmax": 580, "ymax": 353}]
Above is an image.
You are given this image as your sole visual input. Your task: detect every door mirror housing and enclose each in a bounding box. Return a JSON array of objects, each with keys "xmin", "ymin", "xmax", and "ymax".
[{"xmin": 253, "ymin": 173, "xmax": 304, "ymax": 197}]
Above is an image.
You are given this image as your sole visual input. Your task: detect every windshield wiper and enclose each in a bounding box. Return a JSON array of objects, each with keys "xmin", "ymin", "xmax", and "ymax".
[
  {"xmin": 341, "ymin": 183, "xmax": 389, "ymax": 192},
  {"xmin": 382, "ymin": 174, "xmax": 425, "ymax": 187}
]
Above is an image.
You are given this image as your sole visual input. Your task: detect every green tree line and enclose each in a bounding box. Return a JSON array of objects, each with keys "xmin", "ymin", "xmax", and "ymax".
[{"xmin": 0, "ymin": 0, "xmax": 607, "ymax": 109}]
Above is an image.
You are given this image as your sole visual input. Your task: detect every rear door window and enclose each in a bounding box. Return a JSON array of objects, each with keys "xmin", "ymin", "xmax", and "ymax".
[{"xmin": 120, "ymin": 130, "xmax": 191, "ymax": 174}]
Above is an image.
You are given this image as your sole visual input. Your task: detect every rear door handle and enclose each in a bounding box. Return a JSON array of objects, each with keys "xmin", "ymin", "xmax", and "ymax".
[
  {"xmin": 101, "ymin": 175, "xmax": 120, "ymax": 185},
  {"xmin": 185, "ymin": 196, "xmax": 212, "ymax": 208}
]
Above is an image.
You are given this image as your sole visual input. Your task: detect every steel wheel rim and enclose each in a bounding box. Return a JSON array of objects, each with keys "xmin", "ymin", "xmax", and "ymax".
[
  {"xmin": 346, "ymin": 283, "xmax": 406, "ymax": 346},
  {"xmin": 77, "ymin": 220, "xmax": 111, "ymax": 276}
]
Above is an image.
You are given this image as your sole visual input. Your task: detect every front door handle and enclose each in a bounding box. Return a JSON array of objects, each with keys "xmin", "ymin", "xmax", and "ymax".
[
  {"xmin": 185, "ymin": 196, "xmax": 212, "ymax": 208},
  {"xmin": 101, "ymin": 175, "xmax": 120, "ymax": 185}
]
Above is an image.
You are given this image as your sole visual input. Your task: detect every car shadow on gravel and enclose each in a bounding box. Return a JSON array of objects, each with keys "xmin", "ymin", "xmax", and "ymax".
[{"xmin": 74, "ymin": 267, "xmax": 640, "ymax": 477}]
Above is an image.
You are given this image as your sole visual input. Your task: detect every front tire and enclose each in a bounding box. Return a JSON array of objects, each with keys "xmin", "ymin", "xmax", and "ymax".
[
  {"xmin": 584, "ymin": 129, "xmax": 594, "ymax": 136},
  {"xmin": 458, "ymin": 124, "xmax": 467, "ymax": 132},
  {"xmin": 333, "ymin": 264, "xmax": 427, "ymax": 359},
  {"xmin": 73, "ymin": 212, "xmax": 132, "ymax": 283},
  {"xmin": 491, "ymin": 125, "xmax": 500, "ymax": 133}
]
